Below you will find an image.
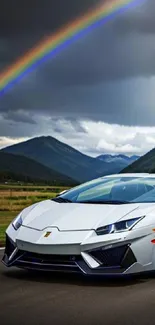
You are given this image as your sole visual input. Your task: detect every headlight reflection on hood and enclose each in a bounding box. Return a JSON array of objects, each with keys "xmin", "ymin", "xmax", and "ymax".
[
  {"xmin": 96, "ymin": 217, "xmax": 143, "ymax": 236},
  {"xmin": 12, "ymin": 214, "xmax": 23, "ymax": 230}
]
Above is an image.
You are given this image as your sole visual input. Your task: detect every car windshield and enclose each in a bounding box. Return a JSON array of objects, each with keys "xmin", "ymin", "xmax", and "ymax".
[{"xmin": 55, "ymin": 176, "xmax": 155, "ymax": 204}]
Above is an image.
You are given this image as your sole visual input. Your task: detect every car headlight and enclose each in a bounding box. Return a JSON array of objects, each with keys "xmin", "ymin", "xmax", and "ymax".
[
  {"xmin": 96, "ymin": 217, "xmax": 143, "ymax": 235},
  {"xmin": 12, "ymin": 214, "xmax": 23, "ymax": 230}
]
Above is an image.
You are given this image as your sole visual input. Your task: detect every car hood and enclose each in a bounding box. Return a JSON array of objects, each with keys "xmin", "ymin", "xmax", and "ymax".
[{"xmin": 22, "ymin": 200, "xmax": 155, "ymax": 231}]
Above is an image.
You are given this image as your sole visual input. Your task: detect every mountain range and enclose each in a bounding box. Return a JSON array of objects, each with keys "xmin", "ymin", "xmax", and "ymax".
[
  {"xmin": 0, "ymin": 136, "xmax": 141, "ymax": 184},
  {"xmin": 122, "ymin": 148, "xmax": 155, "ymax": 174},
  {"xmin": 97, "ymin": 154, "xmax": 139, "ymax": 169}
]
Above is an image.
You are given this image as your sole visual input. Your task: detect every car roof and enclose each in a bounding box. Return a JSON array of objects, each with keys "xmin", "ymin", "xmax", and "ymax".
[{"xmin": 103, "ymin": 173, "xmax": 151, "ymax": 178}]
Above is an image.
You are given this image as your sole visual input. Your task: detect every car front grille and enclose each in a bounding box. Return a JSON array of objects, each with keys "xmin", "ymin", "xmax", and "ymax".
[
  {"xmin": 18, "ymin": 251, "xmax": 80, "ymax": 265},
  {"xmin": 13, "ymin": 251, "xmax": 83, "ymax": 273}
]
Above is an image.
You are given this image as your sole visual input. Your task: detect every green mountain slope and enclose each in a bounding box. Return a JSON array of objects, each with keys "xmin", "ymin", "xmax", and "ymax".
[
  {"xmin": 0, "ymin": 152, "xmax": 76, "ymax": 185},
  {"xmin": 121, "ymin": 148, "xmax": 155, "ymax": 174}
]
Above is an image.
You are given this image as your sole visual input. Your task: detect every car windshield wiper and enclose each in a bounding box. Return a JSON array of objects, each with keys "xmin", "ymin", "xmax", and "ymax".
[
  {"xmin": 77, "ymin": 200, "xmax": 130, "ymax": 205},
  {"xmin": 52, "ymin": 198, "xmax": 131, "ymax": 204},
  {"xmin": 52, "ymin": 197, "xmax": 72, "ymax": 203}
]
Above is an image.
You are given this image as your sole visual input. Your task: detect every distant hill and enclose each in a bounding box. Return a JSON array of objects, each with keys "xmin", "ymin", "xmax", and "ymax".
[
  {"xmin": 1, "ymin": 136, "xmax": 129, "ymax": 182},
  {"xmin": 97, "ymin": 154, "xmax": 140, "ymax": 169},
  {"xmin": 0, "ymin": 152, "xmax": 76, "ymax": 185},
  {"xmin": 121, "ymin": 148, "xmax": 155, "ymax": 174}
]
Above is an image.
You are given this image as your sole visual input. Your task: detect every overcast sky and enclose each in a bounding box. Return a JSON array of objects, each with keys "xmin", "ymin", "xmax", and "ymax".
[{"xmin": 0, "ymin": 0, "xmax": 155, "ymax": 157}]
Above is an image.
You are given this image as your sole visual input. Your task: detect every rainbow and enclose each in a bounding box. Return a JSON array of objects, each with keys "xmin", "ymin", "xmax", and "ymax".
[{"xmin": 0, "ymin": 0, "xmax": 142, "ymax": 95}]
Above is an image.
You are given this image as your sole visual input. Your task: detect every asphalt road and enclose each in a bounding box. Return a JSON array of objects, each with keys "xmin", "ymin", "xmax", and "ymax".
[{"xmin": 1, "ymin": 250, "xmax": 155, "ymax": 325}]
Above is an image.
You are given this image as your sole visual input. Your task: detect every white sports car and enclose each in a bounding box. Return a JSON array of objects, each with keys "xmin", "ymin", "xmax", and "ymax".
[{"xmin": 3, "ymin": 173, "xmax": 155, "ymax": 276}]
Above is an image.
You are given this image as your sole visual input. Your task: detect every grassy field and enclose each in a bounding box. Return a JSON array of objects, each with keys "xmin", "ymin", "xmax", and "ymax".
[{"xmin": 0, "ymin": 184, "xmax": 69, "ymax": 246}]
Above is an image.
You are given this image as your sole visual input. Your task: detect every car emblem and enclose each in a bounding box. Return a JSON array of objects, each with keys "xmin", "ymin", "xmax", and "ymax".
[{"xmin": 44, "ymin": 231, "xmax": 51, "ymax": 238}]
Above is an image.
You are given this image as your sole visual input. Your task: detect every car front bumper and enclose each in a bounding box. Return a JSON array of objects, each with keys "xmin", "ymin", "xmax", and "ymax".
[
  {"xmin": 2, "ymin": 234, "xmax": 139, "ymax": 275},
  {"xmin": 2, "ymin": 221, "xmax": 155, "ymax": 276}
]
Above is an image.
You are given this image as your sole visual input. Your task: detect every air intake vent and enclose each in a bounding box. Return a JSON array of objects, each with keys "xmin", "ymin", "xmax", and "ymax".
[{"xmin": 89, "ymin": 245, "xmax": 129, "ymax": 267}]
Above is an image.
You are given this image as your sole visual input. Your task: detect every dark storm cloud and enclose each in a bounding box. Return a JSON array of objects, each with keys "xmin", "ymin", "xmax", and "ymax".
[
  {"xmin": 0, "ymin": 0, "xmax": 155, "ymax": 135},
  {"xmin": 0, "ymin": 0, "xmax": 101, "ymax": 71},
  {"xmin": 1, "ymin": 0, "xmax": 100, "ymax": 34},
  {"xmin": 113, "ymin": 0, "xmax": 155, "ymax": 35},
  {"xmin": 1, "ymin": 76, "xmax": 155, "ymax": 129},
  {"xmin": 51, "ymin": 118, "xmax": 87, "ymax": 134},
  {"xmin": 2, "ymin": 110, "xmax": 36, "ymax": 124}
]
